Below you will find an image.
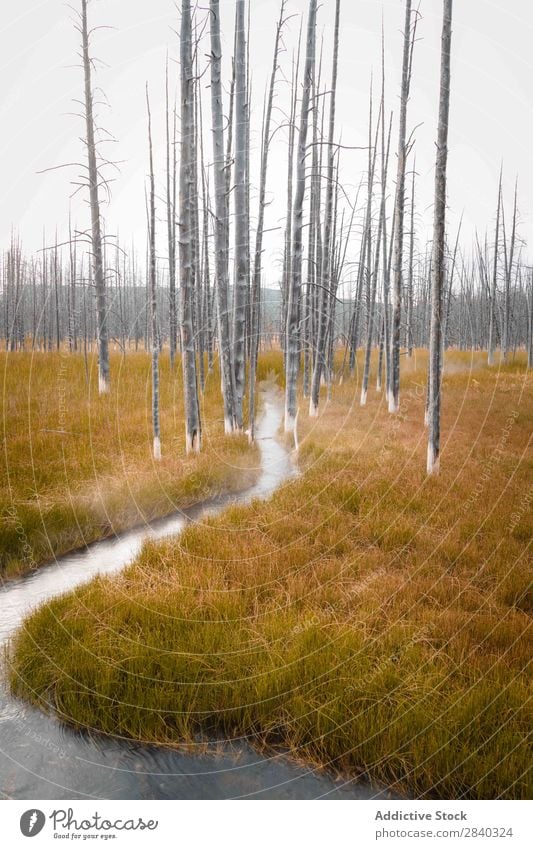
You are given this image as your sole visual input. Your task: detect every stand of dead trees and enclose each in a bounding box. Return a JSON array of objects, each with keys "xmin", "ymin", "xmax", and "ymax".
[{"xmin": 2, "ymin": 0, "xmax": 531, "ymax": 474}]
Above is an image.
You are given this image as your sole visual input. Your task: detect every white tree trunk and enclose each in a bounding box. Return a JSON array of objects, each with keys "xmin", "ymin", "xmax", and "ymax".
[
  {"xmin": 165, "ymin": 59, "xmax": 177, "ymax": 370},
  {"xmin": 209, "ymin": 0, "xmax": 236, "ymax": 434},
  {"xmin": 249, "ymin": 0, "xmax": 286, "ymax": 442},
  {"xmin": 309, "ymin": 0, "xmax": 340, "ymax": 418},
  {"xmin": 361, "ymin": 110, "xmax": 392, "ymax": 406},
  {"xmin": 390, "ymin": 0, "xmax": 414, "ymax": 413},
  {"xmin": 285, "ymin": 0, "xmax": 317, "ymax": 433},
  {"xmin": 146, "ymin": 88, "xmax": 161, "ymax": 461},
  {"xmin": 427, "ymin": 0, "xmax": 453, "ymax": 476},
  {"xmin": 488, "ymin": 171, "xmax": 502, "ymax": 366},
  {"xmin": 81, "ymin": 0, "xmax": 109, "ymax": 394},
  {"xmin": 179, "ymin": 0, "xmax": 201, "ymax": 453},
  {"xmin": 233, "ymin": 0, "xmax": 248, "ymax": 432}
]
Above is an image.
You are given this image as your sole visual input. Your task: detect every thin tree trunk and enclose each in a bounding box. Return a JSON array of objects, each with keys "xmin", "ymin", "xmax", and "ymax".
[
  {"xmin": 53, "ymin": 236, "xmax": 61, "ymax": 351},
  {"xmin": 389, "ymin": 0, "xmax": 414, "ymax": 413},
  {"xmin": 527, "ymin": 269, "xmax": 533, "ymax": 369},
  {"xmin": 192, "ymin": 49, "xmax": 204, "ymax": 391},
  {"xmin": 179, "ymin": 0, "xmax": 201, "ymax": 453},
  {"xmin": 225, "ymin": 58, "xmax": 235, "ymax": 269},
  {"xmin": 303, "ymin": 61, "xmax": 320, "ymax": 395},
  {"xmin": 80, "ymin": 0, "xmax": 109, "ymax": 394},
  {"xmin": 407, "ymin": 160, "xmax": 416, "ymax": 357},
  {"xmin": 146, "ymin": 88, "xmax": 161, "ymax": 460},
  {"xmin": 68, "ymin": 212, "xmax": 77, "ymax": 351},
  {"xmin": 502, "ymin": 179, "xmax": 518, "ymax": 363},
  {"xmin": 285, "ymin": 0, "xmax": 318, "ymax": 433},
  {"xmin": 166, "ymin": 58, "xmax": 177, "ymax": 370},
  {"xmin": 282, "ymin": 28, "xmax": 302, "ymax": 361},
  {"xmin": 249, "ymin": 0, "xmax": 286, "ymax": 442},
  {"xmin": 488, "ymin": 169, "xmax": 502, "ymax": 366},
  {"xmin": 309, "ymin": 0, "xmax": 340, "ymax": 417},
  {"xmin": 361, "ymin": 111, "xmax": 392, "ymax": 405},
  {"xmin": 209, "ymin": 0, "xmax": 236, "ymax": 433},
  {"xmin": 427, "ymin": 0, "xmax": 453, "ymax": 476},
  {"xmin": 233, "ymin": 0, "xmax": 248, "ymax": 431}
]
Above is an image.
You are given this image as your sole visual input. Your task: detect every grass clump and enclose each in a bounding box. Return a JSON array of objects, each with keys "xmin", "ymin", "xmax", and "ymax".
[
  {"xmin": 1, "ymin": 351, "xmax": 259, "ymax": 577},
  {"xmin": 9, "ymin": 350, "xmax": 532, "ymax": 799}
]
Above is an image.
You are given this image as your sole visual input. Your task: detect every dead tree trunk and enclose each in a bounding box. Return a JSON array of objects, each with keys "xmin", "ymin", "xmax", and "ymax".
[
  {"xmin": 166, "ymin": 58, "xmax": 177, "ymax": 370},
  {"xmin": 389, "ymin": 0, "xmax": 414, "ymax": 413},
  {"xmin": 209, "ymin": 0, "xmax": 236, "ymax": 433},
  {"xmin": 146, "ymin": 88, "xmax": 161, "ymax": 460},
  {"xmin": 488, "ymin": 170, "xmax": 502, "ymax": 366},
  {"xmin": 282, "ymin": 31, "xmax": 302, "ymax": 362},
  {"xmin": 427, "ymin": 0, "xmax": 453, "ymax": 476},
  {"xmin": 192, "ymin": 51, "xmax": 204, "ymax": 391},
  {"xmin": 285, "ymin": 0, "xmax": 318, "ymax": 433},
  {"xmin": 361, "ymin": 111, "xmax": 392, "ymax": 405},
  {"xmin": 179, "ymin": 0, "xmax": 201, "ymax": 453},
  {"xmin": 527, "ymin": 269, "xmax": 533, "ymax": 369},
  {"xmin": 233, "ymin": 0, "xmax": 248, "ymax": 431},
  {"xmin": 68, "ymin": 213, "xmax": 77, "ymax": 352},
  {"xmin": 407, "ymin": 160, "xmax": 416, "ymax": 357},
  {"xmin": 309, "ymin": 0, "xmax": 341, "ymax": 418},
  {"xmin": 80, "ymin": 0, "xmax": 109, "ymax": 394},
  {"xmin": 248, "ymin": 0, "xmax": 286, "ymax": 442},
  {"xmin": 502, "ymin": 179, "xmax": 518, "ymax": 363}
]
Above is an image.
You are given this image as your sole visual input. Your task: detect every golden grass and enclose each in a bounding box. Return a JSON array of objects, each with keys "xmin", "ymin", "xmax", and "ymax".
[
  {"xmin": 1, "ymin": 350, "xmax": 259, "ymax": 577},
  {"xmin": 9, "ymin": 349, "xmax": 532, "ymax": 798}
]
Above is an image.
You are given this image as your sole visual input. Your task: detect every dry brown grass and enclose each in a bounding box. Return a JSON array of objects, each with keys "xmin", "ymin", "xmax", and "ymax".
[
  {"xmin": 1, "ymin": 350, "xmax": 258, "ymax": 576},
  {"xmin": 9, "ymin": 349, "xmax": 532, "ymax": 798}
]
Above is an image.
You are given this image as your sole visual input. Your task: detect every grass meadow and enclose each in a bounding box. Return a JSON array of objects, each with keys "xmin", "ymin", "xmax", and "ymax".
[
  {"xmin": 1, "ymin": 350, "xmax": 258, "ymax": 578},
  {"xmin": 7, "ymin": 349, "xmax": 533, "ymax": 798}
]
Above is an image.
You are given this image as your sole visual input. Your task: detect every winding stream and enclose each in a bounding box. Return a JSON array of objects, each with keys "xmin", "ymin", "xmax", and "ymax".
[{"xmin": 1, "ymin": 388, "xmax": 395, "ymax": 800}]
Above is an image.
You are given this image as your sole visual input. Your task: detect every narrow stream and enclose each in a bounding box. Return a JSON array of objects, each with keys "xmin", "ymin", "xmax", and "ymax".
[{"xmin": 1, "ymin": 388, "xmax": 396, "ymax": 800}]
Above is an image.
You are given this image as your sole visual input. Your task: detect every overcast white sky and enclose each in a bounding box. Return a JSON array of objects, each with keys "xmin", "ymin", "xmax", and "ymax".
[{"xmin": 1, "ymin": 0, "xmax": 532, "ymax": 287}]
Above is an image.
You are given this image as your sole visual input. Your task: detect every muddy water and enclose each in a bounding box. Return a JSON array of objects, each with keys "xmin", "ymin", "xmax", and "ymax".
[{"xmin": 0, "ymin": 389, "xmax": 396, "ymax": 800}]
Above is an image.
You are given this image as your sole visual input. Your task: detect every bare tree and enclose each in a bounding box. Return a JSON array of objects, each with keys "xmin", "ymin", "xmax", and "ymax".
[
  {"xmin": 285, "ymin": 0, "xmax": 318, "ymax": 434},
  {"xmin": 233, "ymin": 0, "xmax": 249, "ymax": 432},
  {"xmin": 179, "ymin": 0, "xmax": 201, "ymax": 453},
  {"xmin": 146, "ymin": 88, "xmax": 161, "ymax": 460},
  {"xmin": 165, "ymin": 58, "xmax": 178, "ymax": 370},
  {"xmin": 309, "ymin": 0, "xmax": 341, "ymax": 418},
  {"xmin": 488, "ymin": 169, "xmax": 502, "ymax": 366},
  {"xmin": 427, "ymin": 0, "xmax": 453, "ymax": 476},
  {"xmin": 281, "ymin": 31, "xmax": 302, "ymax": 361},
  {"xmin": 209, "ymin": 0, "xmax": 236, "ymax": 433},
  {"xmin": 248, "ymin": 0, "xmax": 287, "ymax": 442},
  {"xmin": 361, "ymin": 111, "xmax": 392, "ymax": 406},
  {"xmin": 80, "ymin": 0, "xmax": 110, "ymax": 394},
  {"xmin": 407, "ymin": 159, "xmax": 416, "ymax": 357},
  {"xmin": 501, "ymin": 179, "xmax": 518, "ymax": 363},
  {"xmin": 526, "ymin": 268, "xmax": 533, "ymax": 369},
  {"xmin": 390, "ymin": 0, "xmax": 416, "ymax": 413}
]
